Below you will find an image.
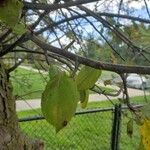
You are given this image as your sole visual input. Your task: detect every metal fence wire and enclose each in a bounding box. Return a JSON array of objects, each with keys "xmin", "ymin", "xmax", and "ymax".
[{"xmin": 19, "ymin": 105, "xmax": 141, "ymax": 150}]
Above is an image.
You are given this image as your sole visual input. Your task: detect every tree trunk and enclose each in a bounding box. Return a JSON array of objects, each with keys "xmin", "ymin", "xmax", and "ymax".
[{"xmin": 0, "ymin": 60, "xmax": 44, "ymax": 150}]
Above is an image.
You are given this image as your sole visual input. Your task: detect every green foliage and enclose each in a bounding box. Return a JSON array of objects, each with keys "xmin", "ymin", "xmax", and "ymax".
[
  {"xmin": 76, "ymin": 66, "xmax": 102, "ymax": 91},
  {"xmin": 139, "ymin": 26, "xmax": 150, "ymax": 46},
  {"xmin": 75, "ymin": 66, "xmax": 101, "ymax": 109},
  {"xmin": 84, "ymin": 39, "xmax": 101, "ymax": 60},
  {"xmin": 48, "ymin": 65, "xmax": 62, "ymax": 79},
  {"xmin": 41, "ymin": 66, "xmax": 79, "ymax": 132},
  {"xmin": 0, "ymin": 0, "xmax": 26, "ymax": 34},
  {"xmin": 78, "ymin": 38, "xmax": 109, "ymax": 61},
  {"xmin": 79, "ymin": 90, "xmax": 89, "ymax": 108},
  {"xmin": 107, "ymin": 22, "xmax": 150, "ymax": 65}
]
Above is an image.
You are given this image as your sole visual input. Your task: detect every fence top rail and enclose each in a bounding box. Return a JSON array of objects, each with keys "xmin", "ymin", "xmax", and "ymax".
[{"xmin": 18, "ymin": 104, "xmax": 143, "ymax": 122}]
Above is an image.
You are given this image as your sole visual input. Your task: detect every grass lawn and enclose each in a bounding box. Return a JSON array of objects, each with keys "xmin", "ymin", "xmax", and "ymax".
[
  {"xmin": 10, "ymin": 68, "xmax": 48, "ymax": 99},
  {"xmin": 19, "ymin": 110, "xmax": 113, "ymax": 150},
  {"xmin": 11, "ymin": 67, "xmax": 115, "ymax": 100},
  {"xmin": 17, "ymin": 95, "xmax": 150, "ymax": 150},
  {"xmin": 19, "ymin": 111, "xmax": 141, "ymax": 150},
  {"xmin": 13, "ymin": 67, "xmax": 149, "ymax": 149}
]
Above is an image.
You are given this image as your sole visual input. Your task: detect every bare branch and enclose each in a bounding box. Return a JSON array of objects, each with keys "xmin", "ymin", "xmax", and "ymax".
[
  {"xmin": 144, "ymin": 0, "xmax": 150, "ymax": 18},
  {"xmin": 30, "ymin": 35, "xmax": 150, "ymax": 74},
  {"xmin": 0, "ymin": 29, "xmax": 12, "ymax": 43},
  {"xmin": 7, "ymin": 57, "xmax": 26, "ymax": 73},
  {"xmin": 23, "ymin": 0, "xmax": 100, "ymax": 11}
]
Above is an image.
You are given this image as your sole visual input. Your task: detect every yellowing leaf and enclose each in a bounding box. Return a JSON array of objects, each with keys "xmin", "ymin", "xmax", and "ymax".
[
  {"xmin": 41, "ymin": 69, "xmax": 79, "ymax": 132},
  {"xmin": 140, "ymin": 119, "xmax": 150, "ymax": 150},
  {"xmin": 79, "ymin": 90, "xmax": 89, "ymax": 108},
  {"xmin": 76, "ymin": 66, "xmax": 102, "ymax": 91}
]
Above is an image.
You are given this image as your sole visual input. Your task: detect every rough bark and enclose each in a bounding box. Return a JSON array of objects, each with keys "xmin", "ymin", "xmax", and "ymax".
[{"xmin": 0, "ymin": 60, "xmax": 44, "ymax": 150}]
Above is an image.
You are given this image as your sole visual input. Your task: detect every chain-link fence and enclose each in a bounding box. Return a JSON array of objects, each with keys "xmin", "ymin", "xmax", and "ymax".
[{"xmin": 19, "ymin": 105, "xmax": 141, "ymax": 150}]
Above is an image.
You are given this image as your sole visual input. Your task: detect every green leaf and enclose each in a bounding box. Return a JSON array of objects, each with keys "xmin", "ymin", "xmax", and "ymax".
[
  {"xmin": 127, "ymin": 119, "xmax": 133, "ymax": 138},
  {"xmin": 79, "ymin": 90, "xmax": 89, "ymax": 108},
  {"xmin": 48, "ymin": 65, "xmax": 62, "ymax": 80},
  {"xmin": 0, "ymin": 0, "xmax": 23, "ymax": 30},
  {"xmin": 41, "ymin": 70, "xmax": 79, "ymax": 132},
  {"xmin": 76, "ymin": 66, "xmax": 102, "ymax": 91}
]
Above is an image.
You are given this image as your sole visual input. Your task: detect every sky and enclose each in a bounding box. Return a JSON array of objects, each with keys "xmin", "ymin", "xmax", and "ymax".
[{"xmin": 26, "ymin": 0, "xmax": 150, "ymax": 47}]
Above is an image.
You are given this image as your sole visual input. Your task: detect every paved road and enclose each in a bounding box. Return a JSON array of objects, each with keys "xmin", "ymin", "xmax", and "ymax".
[{"xmin": 16, "ymin": 88, "xmax": 150, "ymax": 111}]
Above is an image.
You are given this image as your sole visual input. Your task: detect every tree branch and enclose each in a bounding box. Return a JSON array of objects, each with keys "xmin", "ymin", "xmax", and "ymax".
[
  {"xmin": 30, "ymin": 35, "xmax": 150, "ymax": 74},
  {"xmin": 23, "ymin": 0, "xmax": 100, "ymax": 11}
]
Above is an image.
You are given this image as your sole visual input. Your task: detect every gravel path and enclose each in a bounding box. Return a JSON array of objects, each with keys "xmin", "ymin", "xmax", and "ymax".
[{"xmin": 16, "ymin": 88, "xmax": 149, "ymax": 111}]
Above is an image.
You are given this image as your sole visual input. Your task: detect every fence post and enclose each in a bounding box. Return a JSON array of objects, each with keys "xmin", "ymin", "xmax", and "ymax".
[{"xmin": 111, "ymin": 104, "xmax": 122, "ymax": 150}]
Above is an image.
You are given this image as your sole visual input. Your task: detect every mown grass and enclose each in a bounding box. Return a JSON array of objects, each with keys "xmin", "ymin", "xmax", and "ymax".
[
  {"xmin": 13, "ymin": 67, "xmax": 149, "ymax": 149},
  {"xmin": 10, "ymin": 68, "xmax": 48, "ymax": 99},
  {"xmin": 19, "ymin": 112, "xmax": 141, "ymax": 150},
  {"xmin": 11, "ymin": 67, "xmax": 115, "ymax": 100},
  {"xmin": 19, "ymin": 111, "xmax": 112, "ymax": 150},
  {"xmin": 17, "ymin": 95, "xmax": 150, "ymax": 150}
]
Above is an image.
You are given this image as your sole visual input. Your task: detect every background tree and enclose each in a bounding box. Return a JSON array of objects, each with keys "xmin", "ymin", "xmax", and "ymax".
[
  {"xmin": 0, "ymin": 0, "xmax": 150, "ymax": 149},
  {"xmin": 107, "ymin": 21, "xmax": 150, "ymax": 65}
]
